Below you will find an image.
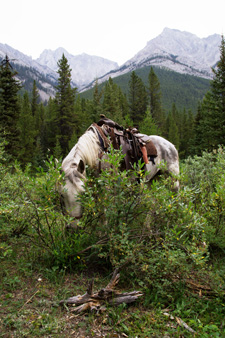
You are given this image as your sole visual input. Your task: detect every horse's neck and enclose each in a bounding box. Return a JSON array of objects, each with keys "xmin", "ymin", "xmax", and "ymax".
[{"xmin": 75, "ymin": 129, "xmax": 101, "ymax": 168}]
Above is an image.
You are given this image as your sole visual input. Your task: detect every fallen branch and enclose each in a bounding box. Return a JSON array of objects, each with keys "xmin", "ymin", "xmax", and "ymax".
[
  {"xmin": 176, "ymin": 316, "xmax": 196, "ymax": 334},
  {"xmin": 59, "ymin": 269, "xmax": 143, "ymax": 313}
]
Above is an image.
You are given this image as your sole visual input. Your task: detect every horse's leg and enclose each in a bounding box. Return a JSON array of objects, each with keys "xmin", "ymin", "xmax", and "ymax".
[
  {"xmin": 145, "ymin": 162, "xmax": 159, "ymax": 181},
  {"xmin": 166, "ymin": 161, "xmax": 180, "ymax": 192},
  {"xmin": 145, "ymin": 160, "xmax": 179, "ymax": 192}
]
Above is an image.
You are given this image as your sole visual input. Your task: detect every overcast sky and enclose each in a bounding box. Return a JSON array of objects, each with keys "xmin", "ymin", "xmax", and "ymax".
[{"xmin": 1, "ymin": 0, "xmax": 224, "ymax": 65}]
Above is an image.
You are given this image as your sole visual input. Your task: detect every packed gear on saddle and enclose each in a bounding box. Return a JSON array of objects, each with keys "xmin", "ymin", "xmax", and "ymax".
[
  {"xmin": 96, "ymin": 115, "xmax": 158, "ymax": 170},
  {"xmin": 97, "ymin": 114, "xmax": 124, "ymax": 131}
]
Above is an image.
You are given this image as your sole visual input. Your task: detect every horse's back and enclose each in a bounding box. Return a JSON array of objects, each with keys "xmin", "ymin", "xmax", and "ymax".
[
  {"xmin": 146, "ymin": 135, "xmax": 179, "ymax": 175},
  {"xmin": 148, "ymin": 135, "xmax": 178, "ymax": 157}
]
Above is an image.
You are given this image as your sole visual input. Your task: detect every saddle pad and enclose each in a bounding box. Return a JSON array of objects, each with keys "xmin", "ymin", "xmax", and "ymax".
[
  {"xmin": 146, "ymin": 140, "xmax": 158, "ymax": 157},
  {"xmin": 134, "ymin": 134, "xmax": 157, "ymax": 157}
]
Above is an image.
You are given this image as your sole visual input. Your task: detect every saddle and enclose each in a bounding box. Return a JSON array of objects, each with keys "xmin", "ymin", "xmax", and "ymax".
[{"xmin": 96, "ymin": 115, "xmax": 157, "ymax": 170}]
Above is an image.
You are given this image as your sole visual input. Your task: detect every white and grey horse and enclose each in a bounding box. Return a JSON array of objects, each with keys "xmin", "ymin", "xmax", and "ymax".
[{"xmin": 60, "ymin": 123, "xmax": 179, "ymax": 221}]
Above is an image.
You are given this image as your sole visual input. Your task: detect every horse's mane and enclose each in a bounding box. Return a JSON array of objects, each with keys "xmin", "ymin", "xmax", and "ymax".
[{"xmin": 62, "ymin": 125, "xmax": 101, "ymax": 174}]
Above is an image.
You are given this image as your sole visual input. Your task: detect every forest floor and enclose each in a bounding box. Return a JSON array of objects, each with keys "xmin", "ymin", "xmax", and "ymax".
[{"xmin": 1, "ymin": 258, "xmax": 224, "ymax": 338}]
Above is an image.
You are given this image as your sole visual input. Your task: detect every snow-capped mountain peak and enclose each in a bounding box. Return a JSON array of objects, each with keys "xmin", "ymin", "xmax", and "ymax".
[
  {"xmin": 0, "ymin": 28, "xmax": 222, "ymax": 97},
  {"xmin": 127, "ymin": 28, "xmax": 221, "ymax": 75},
  {"xmin": 84, "ymin": 28, "xmax": 221, "ymax": 90},
  {"xmin": 36, "ymin": 48, "xmax": 118, "ymax": 89}
]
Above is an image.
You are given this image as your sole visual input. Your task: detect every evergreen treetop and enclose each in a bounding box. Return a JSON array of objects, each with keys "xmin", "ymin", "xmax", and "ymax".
[
  {"xmin": 0, "ymin": 55, "xmax": 22, "ymax": 158},
  {"xmin": 55, "ymin": 53, "xmax": 77, "ymax": 157},
  {"xmin": 192, "ymin": 35, "xmax": 225, "ymax": 152}
]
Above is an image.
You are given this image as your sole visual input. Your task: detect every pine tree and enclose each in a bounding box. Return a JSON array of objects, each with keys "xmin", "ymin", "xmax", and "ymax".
[
  {"xmin": 166, "ymin": 105, "xmax": 180, "ymax": 150},
  {"xmin": 116, "ymin": 87, "xmax": 129, "ymax": 124},
  {"xmin": 18, "ymin": 91, "xmax": 36, "ymax": 166},
  {"xmin": 139, "ymin": 109, "xmax": 161, "ymax": 135},
  {"xmin": 54, "ymin": 135, "xmax": 63, "ymax": 159},
  {"xmin": 148, "ymin": 67, "xmax": 165, "ymax": 131},
  {"xmin": 102, "ymin": 77, "xmax": 119, "ymax": 117},
  {"xmin": 0, "ymin": 55, "xmax": 21, "ymax": 158},
  {"xmin": 72, "ymin": 95, "xmax": 85, "ymax": 137},
  {"xmin": 78, "ymin": 98, "xmax": 93, "ymax": 134},
  {"xmin": 34, "ymin": 102, "xmax": 46, "ymax": 164},
  {"xmin": 179, "ymin": 108, "xmax": 194, "ymax": 158},
  {"xmin": 41, "ymin": 97, "xmax": 57, "ymax": 154},
  {"xmin": 186, "ymin": 109, "xmax": 195, "ymax": 155},
  {"xmin": 102, "ymin": 77, "xmax": 128, "ymax": 124},
  {"xmin": 31, "ymin": 80, "xmax": 41, "ymax": 135},
  {"xmin": 128, "ymin": 71, "xmax": 147, "ymax": 126},
  {"xmin": 194, "ymin": 35, "xmax": 225, "ymax": 152},
  {"xmin": 91, "ymin": 80, "xmax": 103, "ymax": 122},
  {"xmin": 31, "ymin": 80, "xmax": 39, "ymax": 117},
  {"xmin": 55, "ymin": 54, "xmax": 76, "ymax": 157},
  {"xmin": 192, "ymin": 103, "xmax": 205, "ymax": 155}
]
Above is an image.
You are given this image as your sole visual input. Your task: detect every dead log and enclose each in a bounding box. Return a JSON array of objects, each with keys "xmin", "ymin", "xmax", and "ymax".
[{"xmin": 59, "ymin": 269, "xmax": 143, "ymax": 313}]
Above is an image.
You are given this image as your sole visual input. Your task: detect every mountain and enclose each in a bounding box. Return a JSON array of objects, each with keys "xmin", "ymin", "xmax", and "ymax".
[
  {"xmin": 0, "ymin": 28, "xmax": 221, "ymax": 101},
  {"xmin": 80, "ymin": 65, "xmax": 210, "ymax": 113},
  {"xmin": 82, "ymin": 28, "xmax": 221, "ymax": 91},
  {"xmin": 36, "ymin": 48, "xmax": 118, "ymax": 90},
  {"xmin": 0, "ymin": 44, "xmax": 118, "ymax": 99},
  {"xmin": 0, "ymin": 43, "xmax": 58, "ymax": 101}
]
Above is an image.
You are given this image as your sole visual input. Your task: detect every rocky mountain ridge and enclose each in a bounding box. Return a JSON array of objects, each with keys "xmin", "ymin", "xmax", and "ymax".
[
  {"xmin": 0, "ymin": 28, "xmax": 221, "ymax": 99},
  {"xmin": 36, "ymin": 48, "xmax": 118, "ymax": 89},
  {"xmin": 83, "ymin": 28, "xmax": 221, "ymax": 90}
]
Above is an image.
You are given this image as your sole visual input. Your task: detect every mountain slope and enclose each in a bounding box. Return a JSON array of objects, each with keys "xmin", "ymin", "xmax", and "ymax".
[
  {"xmin": 132, "ymin": 28, "xmax": 220, "ymax": 76},
  {"xmin": 0, "ymin": 43, "xmax": 119, "ymax": 97},
  {"xmin": 36, "ymin": 48, "xmax": 118, "ymax": 90},
  {"xmin": 0, "ymin": 28, "xmax": 220, "ymax": 102},
  {"xmin": 0, "ymin": 43, "xmax": 58, "ymax": 101},
  {"xmin": 83, "ymin": 28, "xmax": 221, "ymax": 91},
  {"xmin": 80, "ymin": 66, "xmax": 210, "ymax": 113}
]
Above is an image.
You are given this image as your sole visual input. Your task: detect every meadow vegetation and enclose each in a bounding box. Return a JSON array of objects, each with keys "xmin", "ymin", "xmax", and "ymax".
[
  {"xmin": 1, "ymin": 142, "xmax": 225, "ymax": 337},
  {"xmin": 1, "ymin": 34, "xmax": 225, "ymax": 338}
]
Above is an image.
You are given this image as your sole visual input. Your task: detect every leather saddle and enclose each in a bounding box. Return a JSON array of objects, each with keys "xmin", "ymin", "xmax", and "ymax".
[{"xmin": 96, "ymin": 116, "xmax": 157, "ymax": 170}]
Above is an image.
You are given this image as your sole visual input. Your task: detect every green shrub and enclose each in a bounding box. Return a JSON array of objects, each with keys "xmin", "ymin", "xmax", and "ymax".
[
  {"xmin": 1, "ymin": 141, "xmax": 224, "ymax": 305},
  {"xmin": 183, "ymin": 147, "xmax": 225, "ymax": 252},
  {"xmin": 0, "ymin": 148, "xmax": 85, "ymax": 268},
  {"xmin": 77, "ymin": 147, "xmax": 208, "ymax": 302}
]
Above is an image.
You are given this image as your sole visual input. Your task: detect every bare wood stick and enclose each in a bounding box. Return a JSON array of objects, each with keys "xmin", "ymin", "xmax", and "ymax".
[
  {"xmin": 176, "ymin": 317, "xmax": 196, "ymax": 333},
  {"xmin": 76, "ymin": 237, "xmax": 108, "ymax": 255},
  {"xmin": 105, "ymin": 268, "xmax": 120, "ymax": 290},
  {"xmin": 19, "ymin": 290, "xmax": 39, "ymax": 312},
  {"xmin": 59, "ymin": 269, "xmax": 143, "ymax": 312}
]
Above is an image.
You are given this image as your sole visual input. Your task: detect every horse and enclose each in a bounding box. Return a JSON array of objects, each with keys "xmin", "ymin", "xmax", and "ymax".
[{"xmin": 60, "ymin": 122, "xmax": 179, "ymax": 222}]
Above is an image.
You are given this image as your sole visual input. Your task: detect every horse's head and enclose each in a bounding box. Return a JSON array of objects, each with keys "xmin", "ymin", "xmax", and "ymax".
[
  {"xmin": 60, "ymin": 124, "xmax": 104, "ymax": 222},
  {"xmin": 60, "ymin": 159, "xmax": 86, "ymax": 219}
]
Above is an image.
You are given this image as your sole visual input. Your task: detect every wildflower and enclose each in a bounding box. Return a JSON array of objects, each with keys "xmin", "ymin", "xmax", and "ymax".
[{"xmin": 77, "ymin": 256, "xmax": 80, "ymax": 259}]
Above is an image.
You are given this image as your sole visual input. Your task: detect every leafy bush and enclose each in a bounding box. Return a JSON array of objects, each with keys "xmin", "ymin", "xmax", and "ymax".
[
  {"xmin": 0, "ymin": 143, "xmax": 84, "ymax": 268},
  {"xmin": 1, "ymin": 141, "xmax": 224, "ymax": 306},
  {"xmin": 77, "ymin": 147, "xmax": 208, "ymax": 302},
  {"xmin": 183, "ymin": 147, "xmax": 225, "ymax": 252}
]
